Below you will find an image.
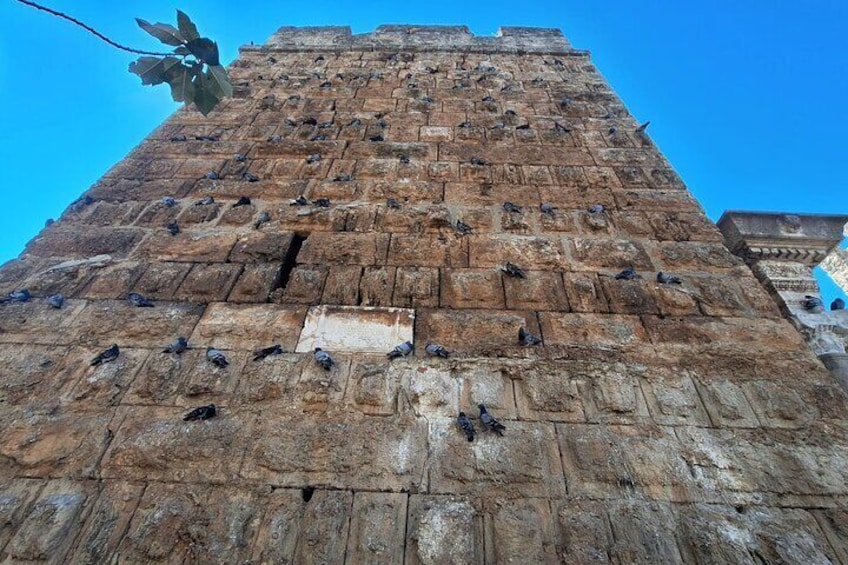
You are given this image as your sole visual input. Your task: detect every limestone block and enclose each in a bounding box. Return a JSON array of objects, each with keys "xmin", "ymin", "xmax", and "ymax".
[
  {"xmin": 444, "ymin": 183, "xmax": 539, "ymax": 207},
  {"xmin": 388, "ymin": 234, "xmax": 468, "ymax": 268},
  {"xmin": 360, "ymin": 266, "xmax": 396, "ymax": 306},
  {"xmin": 0, "ymin": 344, "xmax": 77, "ymax": 409},
  {"xmin": 280, "ymin": 264, "xmax": 328, "ymax": 304},
  {"xmin": 102, "ymin": 406, "xmax": 248, "ymax": 483},
  {"xmin": 323, "ymin": 265, "xmax": 363, "ymax": 304},
  {"xmin": 599, "ymin": 276, "xmax": 658, "ymax": 315},
  {"xmin": 539, "ymin": 313, "xmax": 648, "ymax": 349},
  {"xmin": 416, "ymin": 309, "xmax": 538, "ymax": 356},
  {"xmin": 3, "ymin": 479, "xmax": 95, "ymax": 562},
  {"xmin": 180, "ymin": 349, "xmax": 248, "ymax": 400},
  {"xmin": 512, "ymin": 361, "xmax": 585, "ymax": 422},
  {"xmin": 0, "ymin": 406, "xmax": 115, "ymax": 479},
  {"xmin": 360, "ymin": 179, "xmax": 444, "ymax": 203},
  {"xmin": 641, "ymin": 369, "xmax": 710, "ymax": 426},
  {"xmin": 80, "ymin": 261, "xmax": 146, "ymax": 299},
  {"xmin": 134, "ymin": 230, "xmax": 238, "ymax": 262},
  {"xmin": 439, "ymin": 142, "xmax": 594, "ymax": 166},
  {"xmin": 229, "ymin": 231, "xmax": 294, "ymax": 263},
  {"xmin": 657, "ymin": 241, "xmax": 742, "ymax": 270},
  {"xmin": 0, "ymin": 299, "xmax": 87, "ymax": 346},
  {"xmin": 552, "ymin": 498, "xmax": 613, "ymax": 563},
  {"xmin": 229, "ymin": 263, "xmax": 281, "ymax": 302},
  {"xmin": 605, "ymin": 500, "xmax": 684, "ymax": 563},
  {"xmin": 86, "ymin": 178, "xmax": 194, "ymax": 201},
  {"xmin": 347, "ymin": 492, "xmax": 408, "ymax": 565},
  {"xmin": 190, "ymin": 302, "xmax": 307, "ymax": 351},
  {"xmin": 293, "ymin": 490, "xmax": 353, "ymax": 564},
  {"xmin": 241, "ymin": 414, "xmax": 427, "ymax": 491},
  {"xmin": 742, "ymin": 380, "xmax": 818, "ymax": 428},
  {"xmin": 691, "ymin": 377, "xmax": 761, "ymax": 428},
  {"xmin": 174, "ymin": 262, "xmax": 244, "ymax": 302},
  {"xmin": 503, "ymin": 270, "xmax": 568, "ymax": 311},
  {"xmin": 453, "ymin": 360, "xmax": 516, "ymax": 418},
  {"xmin": 250, "ymin": 489, "xmax": 302, "ymax": 564},
  {"xmin": 428, "ymin": 419, "xmax": 565, "ymax": 497},
  {"xmin": 346, "ymin": 355, "xmax": 401, "ymax": 415},
  {"xmin": 176, "ymin": 201, "xmax": 222, "ymax": 224},
  {"xmin": 218, "ymin": 202, "xmax": 257, "ymax": 226},
  {"xmin": 65, "ymin": 481, "xmax": 145, "ymax": 564},
  {"xmin": 483, "ymin": 498, "xmax": 557, "ymax": 564},
  {"xmin": 131, "ymin": 261, "xmax": 191, "ymax": 299},
  {"xmin": 440, "ymin": 269, "xmax": 505, "ymax": 309},
  {"xmin": 117, "ymin": 483, "xmax": 262, "ymax": 563},
  {"xmin": 60, "ymin": 347, "xmax": 149, "ymax": 407},
  {"xmin": 299, "ymin": 232, "xmax": 390, "ymax": 265},
  {"xmin": 562, "ymin": 272, "xmax": 608, "ymax": 313},
  {"xmin": 0, "ymin": 479, "xmax": 45, "ymax": 552},
  {"xmin": 123, "ymin": 349, "xmax": 193, "ymax": 405},
  {"xmin": 568, "ymin": 237, "xmax": 653, "ymax": 271},
  {"xmin": 71, "ymin": 300, "xmax": 205, "ymax": 348},
  {"xmin": 469, "ymin": 234, "xmax": 565, "ymax": 269},
  {"xmin": 813, "ymin": 508, "xmax": 848, "ymax": 563},
  {"xmin": 405, "ymin": 496, "xmax": 484, "ymax": 565},
  {"xmin": 641, "ymin": 316, "xmax": 808, "ymax": 354},
  {"xmin": 24, "ymin": 227, "xmax": 144, "ymax": 260}
]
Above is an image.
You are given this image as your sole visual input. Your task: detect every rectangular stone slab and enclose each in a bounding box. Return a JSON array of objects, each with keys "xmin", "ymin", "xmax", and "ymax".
[{"xmin": 295, "ymin": 304, "xmax": 414, "ymax": 353}]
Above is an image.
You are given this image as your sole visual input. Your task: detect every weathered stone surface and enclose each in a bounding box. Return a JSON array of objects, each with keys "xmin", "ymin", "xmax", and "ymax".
[
  {"xmin": 405, "ymin": 496, "xmax": 484, "ymax": 565},
  {"xmin": 190, "ymin": 302, "xmax": 307, "ymax": 350},
  {"xmin": 66, "ymin": 481, "xmax": 145, "ymax": 564},
  {"xmin": 347, "ymin": 492, "xmax": 408, "ymax": 565}
]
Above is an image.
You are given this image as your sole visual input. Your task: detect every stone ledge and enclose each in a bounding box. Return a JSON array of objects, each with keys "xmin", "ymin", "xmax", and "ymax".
[{"xmin": 242, "ymin": 25, "xmax": 585, "ymax": 55}]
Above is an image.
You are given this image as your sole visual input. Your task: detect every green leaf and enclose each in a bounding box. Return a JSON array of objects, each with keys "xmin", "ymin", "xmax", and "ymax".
[
  {"xmin": 192, "ymin": 71, "xmax": 221, "ymax": 115},
  {"xmin": 186, "ymin": 38, "xmax": 220, "ymax": 66},
  {"xmin": 135, "ymin": 18, "xmax": 185, "ymax": 46},
  {"xmin": 165, "ymin": 64, "xmax": 197, "ymax": 102},
  {"xmin": 205, "ymin": 65, "xmax": 233, "ymax": 98},
  {"xmin": 129, "ymin": 56, "xmax": 180, "ymax": 86},
  {"xmin": 176, "ymin": 10, "xmax": 200, "ymax": 41}
]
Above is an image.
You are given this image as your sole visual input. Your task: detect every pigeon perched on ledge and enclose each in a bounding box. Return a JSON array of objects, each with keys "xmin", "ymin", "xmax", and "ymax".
[
  {"xmin": 163, "ymin": 337, "xmax": 188, "ymax": 354},
  {"xmin": 253, "ymin": 344, "xmax": 283, "ymax": 361},
  {"xmin": 425, "ymin": 343, "xmax": 450, "ymax": 358},
  {"xmin": 518, "ymin": 327, "xmax": 543, "ymax": 346},
  {"xmin": 46, "ymin": 293, "xmax": 64, "ymax": 309},
  {"xmin": 479, "ymin": 404, "xmax": 505, "ymax": 436},
  {"xmin": 540, "ymin": 203, "xmax": 557, "ymax": 216},
  {"xmin": 0, "ymin": 289, "xmax": 30, "ymax": 304},
  {"xmin": 501, "ymin": 263, "xmax": 526, "ymax": 279},
  {"xmin": 588, "ymin": 204, "xmax": 605, "ymax": 214},
  {"xmin": 615, "ymin": 267, "xmax": 640, "ymax": 281},
  {"xmin": 127, "ymin": 292, "xmax": 154, "ymax": 307},
  {"xmin": 503, "ymin": 202, "xmax": 522, "ymax": 214},
  {"xmin": 206, "ymin": 347, "xmax": 229, "ymax": 368},
  {"xmin": 802, "ymin": 295, "xmax": 825, "ymax": 312},
  {"xmin": 314, "ymin": 348, "xmax": 335, "ymax": 370},
  {"xmin": 183, "ymin": 404, "xmax": 216, "ymax": 421},
  {"xmin": 233, "ymin": 196, "xmax": 252, "ymax": 208},
  {"xmin": 457, "ymin": 412, "xmax": 475, "ymax": 442},
  {"xmin": 656, "ymin": 272, "xmax": 682, "ymax": 285},
  {"xmin": 91, "ymin": 344, "xmax": 119, "ymax": 366},
  {"xmin": 387, "ymin": 341, "xmax": 414, "ymax": 360},
  {"xmin": 455, "ymin": 220, "xmax": 473, "ymax": 235}
]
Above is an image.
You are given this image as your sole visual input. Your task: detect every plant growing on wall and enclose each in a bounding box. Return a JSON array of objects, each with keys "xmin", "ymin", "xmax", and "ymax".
[{"xmin": 15, "ymin": 1, "xmax": 232, "ymax": 115}]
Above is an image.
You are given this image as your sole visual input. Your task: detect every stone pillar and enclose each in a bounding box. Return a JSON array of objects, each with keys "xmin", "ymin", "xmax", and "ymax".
[
  {"xmin": 718, "ymin": 211, "xmax": 848, "ymax": 387},
  {"xmin": 821, "ymin": 247, "xmax": 848, "ymax": 294}
]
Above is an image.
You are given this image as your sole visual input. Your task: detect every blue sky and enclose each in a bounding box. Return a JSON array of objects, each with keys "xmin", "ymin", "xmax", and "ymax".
[{"xmin": 0, "ymin": 0, "xmax": 846, "ymax": 302}]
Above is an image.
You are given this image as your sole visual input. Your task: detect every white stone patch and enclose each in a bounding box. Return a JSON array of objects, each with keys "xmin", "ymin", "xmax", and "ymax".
[
  {"xmin": 295, "ymin": 305, "xmax": 414, "ymax": 353},
  {"xmin": 418, "ymin": 500, "xmax": 475, "ymax": 564}
]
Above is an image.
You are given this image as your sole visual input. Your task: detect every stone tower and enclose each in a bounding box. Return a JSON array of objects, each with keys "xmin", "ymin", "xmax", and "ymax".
[{"xmin": 1, "ymin": 25, "xmax": 847, "ymax": 563}]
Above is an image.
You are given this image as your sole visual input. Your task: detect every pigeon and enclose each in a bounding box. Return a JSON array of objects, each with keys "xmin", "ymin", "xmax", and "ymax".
[
  {"xmin": 290, "ymin": 196, "xmax": 309, "ymax": 206},
  {"xmin": 421, "ymin": 96, "xmax": 435, "ymax": 104},
  {"xmin": 183, "ymin": 404, "xmax": 216, "ymax": 421},
  {"xmin": 457, "ymin": 412, "xmax": 475, "ymax": 442},
  {"xmin": 832, "ymin": 298, "xmax": 846, "ymax": 311},
  {"xmin": 387, "ymin": 341, "xmax": 414, "ymax": 360},
  {"xmin": 369, "ymin": 134, "xmax": 385, "ymax": 142},
  {"xmin": 195, "ymin": 196, "xmax": 215, "ymax": 206},
  {"xmin": 253, "ymin": 211, "xmax": 271, "ymax": 229},
  {"xmin": 425, "ymin": 343, "xmax": 450, "ymax": 358},
  {"xmin": 482, "ymin": 95, "xmax": 495, "ymax": 102},
  {"xmin": 127, "ymin": 292, "xmax": 154, "ymax": 307},
  {"xmin": 656, "ymin": 272, "xmax": 683, "ymax": 285},
  {"xmin": 195, "ymin": 134, "xmax": 219, "ymax": 142},
  {"xmin": 90, "ymin": 344, "xmax": 119, "ymax": 366},
  {"xmin": 311, "ymin": 133, "xmax": 327, "ymax": 141},
  {"xmin": 253, "ymin": 344, "xmax": 283, "ymax": 361},
  {"xmin": 608, "ymin": 126, "xmax": 618, "ymax": 135},
  {"xmin": 166, "ymin": 221, "xmax": 180, "ymax": 236},
  {"xmin": 1, "ymin": 289, "xmax": 30, "ymax": 303},
  {"xmin": 458, "ymin": 121, "xmax": 472, "ymax": 128},
  {"xmin": 333, "ymin": 173, "xmax": 352, "ymax": 182},
  {"xmin": 206, "ymin": 347, "xmax": 229, "ymax": 368},
  {"xmin": 588, "ymin": 204, "xmax": 605, "ymax": 214},
  {"xmin": 235, "ymin": 153, "xmax": 247, "ymax": 162},
  {"xmin": 161, "ymin": 196, "xmax": 177, "ymax": 207},
  {"xmin": 386, "ymin": 197, "xmax": 402, "ymax": 209},
  {"xmin": 306, "ymin": 154, "xmax": 322, "ymax": 164},
  {"xmin": 470, "ymin": 157, "xmax": 487, "ymax": 166},
  {"xmin": 314, "ymin": 55, "xmax": 325, "ymax": 62},
  {"xmin": 802, "ymin": 295, "xmax": 825, "ymax": 312},
  {"xmin": 233, "ymin": 196, "xmax": 252, "ymax": 207},
  {"xmin": 455, "ymin": 220, "xmax": 473, "ymax": 235},
  {"xmin": 501, "ymin": 262, "xmax": 526, "ymax": 278},
  {"xmin": 614, "ymin": 267, "xmax": 640, "ymax": 281},
  {"xmin": 169, "ymin": 134, "xmax": 187, "ymax": 142},
  {"xmin": 491, "ymin": 121, "xmax": 506, "ymax": 129},
  {"xmin": 267, "ymin": 134, "xmax": 283, "ymax": 142},
  {"xmin": 313, "ymin": 347, "xmax": 335, "ymax": 370},
  {"xmin": 516, "ymin": 124, "xmax": 531, "ymax": 130},
  {"xmin": 313, "ymin": 198, "xmax": 331, "ymax": 208},
  {"xmin": 242, "ymin": 172, "xmax": 260, "ymax": 182},
  {"xmin": 635, "ymin": 121, "xmax": 651, "ymax": 133},
  {"xmin": 478, "ymin": 404, "xmax": 505, "ymax": 436},
  {"xmin": 204, "ymin": 171, "xmax": 219, "ymax": 180},
  {"xmin": 348, "ymin": 118, "xmax": 362, "ymax": 127},
  {"xmin": 46, "ymin": 293, "xmax": 64, "ymax": 309},
  {"xmin": 554, "ymin": 122, "xmax": 570, "ymax": 133},
  {"xmin": 399, "ymin": 154, "xmax": 411, "ymax": 164},
  {"xmin": 540, "ymin": 203, "xmax": 557, "ymax": 216},
  {"xmin": 503, "ymin": 202, "xmax": 522, "ymax": 214},
  {"xmin": 163, "ymin": 337, "xmax": 188, "ymax": 354},
  {"xmin": 518, "ymin": 327, "xmax": 543, "ymax": 346},
  {"xmin": 319, "ymin": 81, "xmax": 332, "ymax": 88},
  {"xmin": 302, "ymin": 117, "xmax": 318, "ymax": 126},
  {"xmin": 504, "ymin": 110, "xmax": 518, "ymax": 117},
  {"xmin": 319, "ymin": 121, "xmax": 334, "ymax": 129}
]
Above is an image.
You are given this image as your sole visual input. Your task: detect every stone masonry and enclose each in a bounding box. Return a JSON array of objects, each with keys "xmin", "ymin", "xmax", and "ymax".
[{"xmin": 1, "ymin": 25, "xmax": 847, "ymax": 563}]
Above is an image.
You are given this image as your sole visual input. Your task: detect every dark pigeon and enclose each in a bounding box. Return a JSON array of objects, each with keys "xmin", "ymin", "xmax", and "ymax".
[
  {"xmin": 1, "ymin": 289, "xmax": 30, "ymax": 304},
  {"xmin": 290, "ymin": 195, "xmax": 309, "ymax": 206},
  {"xmin": 386, "ymin": 198, "xmax": 402, "ymax": 209},
  {"xmin": 163, "ymin": 337, "xmax": 188, "ymax": 354},
  {"xmin": 205, "ymin": 171, "xmax": 219, "ymax": 180},
  {"xmin": 170, "ymin": 134, "xmax": 187, "ymax": 142},
  {"xmin": 235, "ymin": 153, "xmax": 247, "ymax": 162},
  {"xmin": 161, "ymin": 196, "xmax": 177, "ymax": 207},
  {"xmin": 554, "ymin": 122, "xmax": 570, "ymax": 132},
  {"xmin": 253, "ymin": 211, "xmax": 271, "ymax": 229},
  {"xmin": 195, "ymin": 196, "xmax": 215, "ymax": 206},
  {"xmin": 470, "ymin": 157, "xmax": 487, "ymax": 166},
  {"xmin": 457, "ymin": 412, "xmax": 475, "ymax": 442},
  {"xmin": 46, "ymin": 293, "xmax": 64, "ymax": 309},
  {"xmin": 267, "ymin": 134, "xmax": 283, "ymax": 142},
  {"xmin": 516, "ymin": 124, "xmax": 531, "ymax": 130},
  {"xmin": 313, "ymin": 198, "xmax": 331, "ymax": 208},
  {"xmin": 253, "ymin": 344, "xmax": 283, "ymax": 361},
  {"xmin": 501, "ymin": 262, "xmax": 526, "ymax": 279},
  {"xmin": 243, "ymin": 172, "xmax": 260, "ymax": 182},
  {"xmin": 369, "ymin": 134, "xmax": 385, "ymax": 142},
  {"xmin": 615, "ymin": 267, "xmax": 640, "ymax": 281},
  {"xmin": 518, "ymin": 327, "xmax": 543, "ymax": 346},
  {"xmin": 832, "ymin": 298, "xmax": 846, "ymax": 311},
  {"xmin": 540, "ymin": 203, "xmax": 557, "ymax": 216},
  {"xmin": 802, "ymin": 295, "xmax": 825, "ymax": 312},
  {"xmin": 166, "ymin": 221, "xmax": 180, "ymax": 236},
  {"xmin": 455, "ymin": 220, "xmax": 473, "ymax": 235},
  {"xmin": 635, "ymin": 121, "xmax": 651, "ymax": 133},
  {"xmin": 588, "ymin": 204, "xmax": 605, "ymax": 214},
  {"xmin": 608, "ymin": 126, "xmax": 618, "ymax": 135},
  {"xmin": 127, "ymin": 292, "xmax": 154, "ymax": 307},
  {"xmin": 233, "ymin": 196, "xmax": 252, "ymax": 208},
  {"xmin": 387, "ymin": 341, "xmax": 414, "ymax": 360},
  {"xmin": 183, "ymin": 404, "xmax": 216, "ymax": 421},
  {"xmin": 502, "ymin": 202, "xmax": 522, "ymax": 214},
  {"xmin": 425, "ymin": 343, "xmax": 450, "ymax": 358},
  {"xmin": 656, "ymin": 272, "xmax": 683, "ymax": 285},
  {"xmin": 478, "ymin": 404, "xmax": 505, "ymax": 436},
  {"xmin": 333, "ymin": 173, "xmax": 353, "ymax": 182},
  {"xmin": 302, "ymin": 117, "xmax": 318, "ymax": 126},
  {"xmin": 482, "ymin": 95, "xmax": 495, "ymax": 102},
  {"xmin": 90, "ymin": 344, "xmax": 119, "ymax": 366},
  {"xmin": 306, "ymin": 154, "xmax": 322, "ymax": 164},
  {"xmin": 206, "ymin": 347, "xmax": 229, "ymax": 368},
  {"xmin": 399, "ymin": 154, "xmax": 410, "ymax": 164},
  {"xmin": 458, "ymin": 121, "xmax": 472, "ymax": 128},
  {"xmin": 314, "ymin": 347, "xmax": 335, "ymax": 370}
]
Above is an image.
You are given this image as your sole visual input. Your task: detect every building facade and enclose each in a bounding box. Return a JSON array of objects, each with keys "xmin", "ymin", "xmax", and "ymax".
[{"xmin": 0, "ymin": 25, "xmax": 847, "ymax": 563}]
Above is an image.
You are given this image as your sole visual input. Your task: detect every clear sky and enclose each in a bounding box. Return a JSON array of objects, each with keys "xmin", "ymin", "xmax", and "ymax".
[{"xmin": 0, "ymin": 0, "xmax": 846, "ymax": 302}]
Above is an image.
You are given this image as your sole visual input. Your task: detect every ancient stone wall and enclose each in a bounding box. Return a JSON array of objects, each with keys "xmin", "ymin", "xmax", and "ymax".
[{"xmin": 1, "ymin": 25, "xmax": 847, "ymax": 563}]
